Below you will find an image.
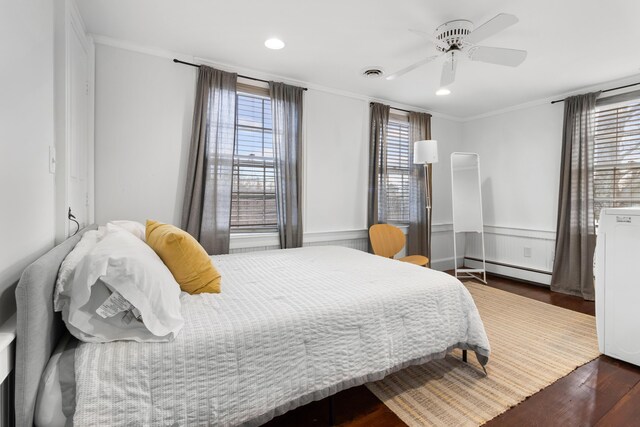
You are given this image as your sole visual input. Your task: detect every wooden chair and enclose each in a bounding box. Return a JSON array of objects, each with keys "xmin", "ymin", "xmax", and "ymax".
[{"xmin": 369, "ymin": 224, "xmax": 429, "ymax": 267}]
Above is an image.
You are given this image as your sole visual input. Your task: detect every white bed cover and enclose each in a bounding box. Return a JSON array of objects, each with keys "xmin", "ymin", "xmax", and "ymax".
[{"xmin": 72, "ymin": 246, "xmax": 490, "ymax": 426}]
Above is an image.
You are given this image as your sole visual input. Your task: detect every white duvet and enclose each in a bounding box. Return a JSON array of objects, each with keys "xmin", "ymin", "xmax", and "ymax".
[{"xmin": 72, "ymin": 246, "xmax": 490, "ymax": 426}]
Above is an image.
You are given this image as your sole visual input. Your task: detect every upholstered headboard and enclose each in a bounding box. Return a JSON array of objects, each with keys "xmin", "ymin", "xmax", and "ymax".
[{"xmin": 14, "ymin": 225, "xmax": 97, "ymax": 427}]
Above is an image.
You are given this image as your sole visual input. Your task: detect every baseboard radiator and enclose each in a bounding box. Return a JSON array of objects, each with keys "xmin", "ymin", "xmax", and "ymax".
[
  {"xmin": 464, "ymin": 256, "xmax": 552, "ymax": 285},
  {"xmin": 0, "ymin": 373, "xmax": 13, "ymax": 427},
  {"xmin": 464, "ymin": 226, "xmax": 555, "ymax": 285}
]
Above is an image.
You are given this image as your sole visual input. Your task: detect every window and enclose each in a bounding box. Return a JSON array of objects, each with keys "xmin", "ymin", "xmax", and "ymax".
[
  {"xmin": 594, "ymin": 99, "xmax": 640, "ymax": 219},
  {"xmin": 382, "ymin": 116, "xmax": 411, "ymax": 224},
  {"xmin": 230, "ymin": 89, "xmax": 277, "ymax": 232}
]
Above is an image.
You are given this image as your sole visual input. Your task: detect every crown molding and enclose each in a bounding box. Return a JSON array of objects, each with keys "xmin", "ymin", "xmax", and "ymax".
[
  {"xmin": 89, "ymin": 34, "xmax": 640, "ymax": 124},
  {"xmin": 89, "ymin": 34, "xmax": 463, "ymax": 122},
  {"xmin": 463, "ymin": 73, "xmax": 640, "ymax": 122}
]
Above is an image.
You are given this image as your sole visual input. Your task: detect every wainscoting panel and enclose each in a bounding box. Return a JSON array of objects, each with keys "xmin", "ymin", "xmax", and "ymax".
[
  {"xmin": 228, "ymin": 225, "xmax": 555, "ymax": 284},
  {"xmin": 463, "ymin": 225, "xmax": 556, "ymax": 285},
  {"xmin": 228, "ymin": 225, "xmax": 459, "ymax": 271}
]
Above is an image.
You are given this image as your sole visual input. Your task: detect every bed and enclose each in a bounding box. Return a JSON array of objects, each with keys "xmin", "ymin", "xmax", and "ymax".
[{"xmin": 15, "ymin": 226, "xmax": 490, "ymax": 426}]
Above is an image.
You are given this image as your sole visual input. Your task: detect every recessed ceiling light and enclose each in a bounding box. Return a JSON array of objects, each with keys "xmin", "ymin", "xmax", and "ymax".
[
  {"xmin": 436, "ymin": 88, "xmax": 451, "ymax": 96},
  {"xmin": 264, "ymin": 38, "xmax": 285, "ymax": 50}
]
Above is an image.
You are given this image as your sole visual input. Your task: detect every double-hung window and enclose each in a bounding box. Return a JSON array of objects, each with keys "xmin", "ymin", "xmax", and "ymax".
[
  {"xmin": 382, "ymin": 114, "xmax": 411, "ymax": 224},
  {"xmin": 594, "ymin": 98, "xmax": 640, "ymax": 219},
  {"xmin": 230, "ymin": 85, "xmax": 277, "ymax": 232}
]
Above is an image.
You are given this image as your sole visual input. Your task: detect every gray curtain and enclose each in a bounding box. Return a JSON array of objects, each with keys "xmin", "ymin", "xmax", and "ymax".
[
  {"xmin": 181, "ymin": 66, "xmax": 237, "ymax": 255},
  {"xmin": 368, "ymin": 103, "xmax": 390, "ymax": 231},
  {"xmin": 407, "ymin": 112, "xmax": 432, "ymax": 259},
  {"xmin": 551, "ymin": 91, "xmax": 601, "ymax": 300},
  {"xmin": 269, "ymin": 82, "xmax": 304, "ymax": 249}
]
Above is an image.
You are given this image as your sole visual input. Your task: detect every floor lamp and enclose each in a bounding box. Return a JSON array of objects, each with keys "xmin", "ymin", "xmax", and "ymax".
[{"xmin": 413, "ymin": 140, "xmax": 438, "ymax": 267}]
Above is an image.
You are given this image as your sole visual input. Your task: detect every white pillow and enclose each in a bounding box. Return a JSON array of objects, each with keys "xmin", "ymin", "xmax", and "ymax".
[
  {"xmin": 62, "ymin": 225, "xmax": 184, "ymax": 343},
  {"xmin": 54, "ymin": 227, "xmax": 106, "ymax": 312},
  {"xmin": 108, "ymin": 220, "xmax": 146, "ymax": 241}
]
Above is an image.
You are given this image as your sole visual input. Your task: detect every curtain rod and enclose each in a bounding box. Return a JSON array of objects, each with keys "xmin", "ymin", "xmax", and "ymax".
[
  {"xmin": 173, "ymin": 59, "xmax": 308, "ymax": 91},
  {"xmin": 550, "ymin": 82, "xmax": 640, "ymax": 104},
  {"xmin": 369, "ymin": 102, "xmax": 414, "ymax": 114}
]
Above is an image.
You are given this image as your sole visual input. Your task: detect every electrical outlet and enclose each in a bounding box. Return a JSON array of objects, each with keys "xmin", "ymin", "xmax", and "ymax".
[
  {"xmin": 524, "ymin": 247, "xmax": 532, "ymax": 258},
  {"xmin": 49, "ymin": 146, "xmax": 56, "ymax": 174}
]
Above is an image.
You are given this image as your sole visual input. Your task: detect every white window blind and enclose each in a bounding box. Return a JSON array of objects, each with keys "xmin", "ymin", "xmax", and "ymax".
[
  {"xmin": 594, "ymin": 99, "xmax": 640, "ymax": 219},
  {"xmin": 382, "ymin": 118, "xmax": 411, "ymax": 223},
  {"xmin": 230, "ymin": 91, "xmax": 278, "ymax": 232}
]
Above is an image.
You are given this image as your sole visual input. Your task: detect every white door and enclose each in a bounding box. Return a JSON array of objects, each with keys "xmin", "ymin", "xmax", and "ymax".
[{"xmin": 67, "ymin": 24, "xmax": 90, "ymax": 231}]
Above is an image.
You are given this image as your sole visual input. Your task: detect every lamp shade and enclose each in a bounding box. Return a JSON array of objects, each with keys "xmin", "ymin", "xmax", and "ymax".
[{"xmin": 413, "ymin": 140, "xmax": 438, "ymax": 164}]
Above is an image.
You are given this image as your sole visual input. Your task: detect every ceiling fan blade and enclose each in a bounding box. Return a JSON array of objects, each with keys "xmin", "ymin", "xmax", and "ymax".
[
  {"xmin": 469, "ymin": 46, "xmax": 527, "ymax": 67},
  {"xmin": 440, "ymin": 55, "xmax": 457, "ymax": 87},
  {"xmin": 386, "ymin": 55, "xmax": 439, "ymax": 80},
  {"xmin": 465, "ymin": 13, "xmax": 519, "ymax": 44}
]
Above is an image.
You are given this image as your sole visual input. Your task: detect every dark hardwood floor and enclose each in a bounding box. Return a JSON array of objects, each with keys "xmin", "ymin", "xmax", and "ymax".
[{"xmin": 264, "ymin": 274, "xmax": 640, "ymax": 427}]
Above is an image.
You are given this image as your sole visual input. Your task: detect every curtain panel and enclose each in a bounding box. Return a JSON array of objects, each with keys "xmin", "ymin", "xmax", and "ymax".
[
  {"xmin": 551, "ymin": 91, "xmax": 601, "ymax": 300},
  {"xmin": 367, "ymin": 103, "xmax": 390, "ymax": 232},
  {"xmin": 269, "ymin": 81, "xmax": 304, "ymax": 249},
  {"xmin": 181, "ymin": 66, "xmax": 238, "ymax": 255},
  {"xmin": 407, "ymin": 112, "xmax": 432, "ymax": 259}
]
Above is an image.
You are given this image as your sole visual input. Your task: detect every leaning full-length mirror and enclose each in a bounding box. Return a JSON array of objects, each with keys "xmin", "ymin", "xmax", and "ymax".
[{"xmin": 451, "ymin": 152, "xmax": 486, "ymax": 283}]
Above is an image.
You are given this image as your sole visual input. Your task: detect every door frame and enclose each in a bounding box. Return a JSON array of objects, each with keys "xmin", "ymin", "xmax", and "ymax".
[{"xmin": 54, "ymin": 0, "xmax": 95, "ymax": 243}]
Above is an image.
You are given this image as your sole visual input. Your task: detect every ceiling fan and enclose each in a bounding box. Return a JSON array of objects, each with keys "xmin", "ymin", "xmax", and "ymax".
[{"xmin": 386, "ymin": 14, "xmax": 527, "ymax": 87}]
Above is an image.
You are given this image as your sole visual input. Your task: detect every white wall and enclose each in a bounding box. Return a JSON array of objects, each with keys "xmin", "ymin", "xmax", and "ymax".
[
  {"xmin": 429, "ymin": 117, "xmax": 465, "ymax": 268},
  {"xmin": 304, "ymin": 90, "xmax": 370, "ymax": 233},
  {"xmin": 459, "ymin": 103, "xmax": 565, "ymax": 282},
  {"xmin": 0, "ymin": 1, "xmax": 56, "ymax": 325},
  {"xmin": 93, "ymin": 43, "xmax": 465, "ymax": 269},
  {"xmin": 461, "ymin": 103, "xmax": 564, "ymax": 230},
  {"xmin": 94, "ymin": 45, "xmax": 195, "ymax": 225}
]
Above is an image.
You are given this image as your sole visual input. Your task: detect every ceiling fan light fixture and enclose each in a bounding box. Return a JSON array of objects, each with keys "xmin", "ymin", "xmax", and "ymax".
[
  {"xmin": 387, "ymin": 13, "xmax": 525, "ymax": 84},
  {"xmin": 264, "ymin": 38, "xmax": 285, "ymax": 50},
  {"xmin": 436, "ymin": 88, "xmax": 451, "ymax": 96}
]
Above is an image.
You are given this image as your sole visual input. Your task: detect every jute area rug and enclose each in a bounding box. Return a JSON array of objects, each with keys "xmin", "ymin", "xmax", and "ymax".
[{"xmin": 366, "ymin": 281, "xmax": 600, "ymax": 426}]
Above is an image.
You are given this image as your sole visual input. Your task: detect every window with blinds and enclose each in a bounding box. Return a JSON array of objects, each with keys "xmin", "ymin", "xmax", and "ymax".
[
  {"xmin": 594, "ymin": 99, "xmax": 640, "ymax": 219},
  {"xmin": 382, "ymin": 118, "xmax": 411, "ymax": 223},
  {"xmin": 230, "ymin": 90, "xmax": 277, "ymax": 232}
]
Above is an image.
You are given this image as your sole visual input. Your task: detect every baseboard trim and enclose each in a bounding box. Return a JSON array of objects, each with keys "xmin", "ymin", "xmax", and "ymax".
[
  {"xmin": 431, "ymin": 256, "xmax": 464, "ymax": 272},
  {"xmin": 465, "ymin": 258, "xmax": 551, "ymax": 286},
  {"xmin": 465, "ymin": 256, "xmax": 552, "ymax": 275}
]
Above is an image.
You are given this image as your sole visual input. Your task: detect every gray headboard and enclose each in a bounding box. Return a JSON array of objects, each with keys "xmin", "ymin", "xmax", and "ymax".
[{"xmin": 14, "ymin": 225, "xmax": 97, "ymax": 427}]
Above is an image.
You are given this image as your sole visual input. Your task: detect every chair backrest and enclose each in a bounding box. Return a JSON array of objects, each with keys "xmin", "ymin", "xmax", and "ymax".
[{"xmin": 369, "ymin": 224, "xmax": 406, "ymax": 258}]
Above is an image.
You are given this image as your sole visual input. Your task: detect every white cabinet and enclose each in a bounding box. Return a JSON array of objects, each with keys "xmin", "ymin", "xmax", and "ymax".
[{"xmin": 595, "ymin": 208, "xmax": 640, "ymax": 366}]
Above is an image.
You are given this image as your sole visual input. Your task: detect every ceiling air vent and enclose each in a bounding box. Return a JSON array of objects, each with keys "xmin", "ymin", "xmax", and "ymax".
[{"xmin": 362, "ymin": 68, "xmax": 385, "ymax": 78}]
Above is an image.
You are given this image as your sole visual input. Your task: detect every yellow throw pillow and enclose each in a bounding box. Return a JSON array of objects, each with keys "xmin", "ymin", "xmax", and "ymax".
[{"xmin": 145, "ymin": 220, "xmax": 221, "ymax": 294}]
